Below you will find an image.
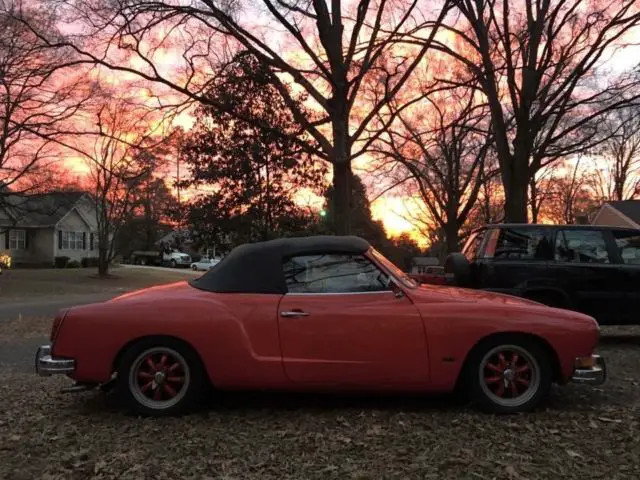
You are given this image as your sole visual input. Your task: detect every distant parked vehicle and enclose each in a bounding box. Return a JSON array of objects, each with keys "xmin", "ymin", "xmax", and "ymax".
[
  {"xmin": 408, "ymin": 266, "xmax": 446, "ymax": 285},
  {"xmin": 130, "ymin": 249, "xmax": 192, "ymax": 268},
  {"xmin": 190, "ymin": 257, "xmax": 220, "ymax": 271},
  {"xmin": 443, "ymin": 224, "xmax": 640, "ymax": 325}
]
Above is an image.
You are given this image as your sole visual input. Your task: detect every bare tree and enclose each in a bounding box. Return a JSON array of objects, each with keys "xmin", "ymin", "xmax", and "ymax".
[
  {"xmin": 78, "ymin": 101, "xmax": 166, "ymax": 276},
  {"xmin": 590, "ymin": 105, "xmax": 640, "ymax": 202},
  {"xmin": 543, "ymin": 159, "xmax": 596, "ymax": 224},
  {"xmin": 0, "ymin": 1, "xmax": 92, "ymax": 225},
  {"xmin": 374, "ymin": 87, "xmax": 494, "ymax": 254},
  {"xmin": 529, "ymin": 164, "xmax": 561, "ymax": 223},
  {"xmin": 428, "ymin": 0, "xmax": 640, "ymax": 222},
  {"xmin": 18, "ymin": 0, "xmax": 454, "ymax": 234}
]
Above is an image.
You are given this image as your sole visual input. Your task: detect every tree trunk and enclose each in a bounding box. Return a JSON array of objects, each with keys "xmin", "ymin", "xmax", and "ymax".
[
  {"xmin": 502, "ymin": 153, "xmax": 530, "ymax": 223},
  {"xmin": 98, "ymin": 246, "xmax": 109, "ymax": 276},
  {"xmin": 444, "ymin": 223, "xmax": 460, "ymax": 255},
  {"xmin": 331, "ymin": 113, "xmax": 352, "ymax": 235},
  {"xmin": 332, "ymin": 161, "xmax": 352, "ymax": 235}
]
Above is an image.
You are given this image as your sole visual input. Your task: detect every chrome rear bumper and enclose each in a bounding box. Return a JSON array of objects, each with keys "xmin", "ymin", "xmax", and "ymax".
[
  {"xmin": 35, "ymin": 345, "xmax": 75, "ymax": 377},
  {"xmin": 570, "ymin": 355, "xmax": 606, "ymax": 386}
]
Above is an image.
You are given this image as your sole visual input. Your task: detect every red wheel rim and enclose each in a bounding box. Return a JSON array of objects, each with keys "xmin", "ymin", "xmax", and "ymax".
[
  {"xmin": 136, "ymin": 352, "xmax": 186, "ymax": 400},
  {"xmin": 480, "ymin": 346, "xmax": 539, "ymax": 406},
  {"xmin": 129, "ymin": 348, "xmax": 190, "ymax": 408}
]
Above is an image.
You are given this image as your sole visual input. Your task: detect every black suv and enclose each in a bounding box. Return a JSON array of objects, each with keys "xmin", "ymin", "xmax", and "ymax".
[{"xmin": 445, "ymin": 224, "xmax": 640, "ymax": 325}]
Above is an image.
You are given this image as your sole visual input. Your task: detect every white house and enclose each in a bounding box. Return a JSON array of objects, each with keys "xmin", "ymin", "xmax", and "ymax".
[{"xmin": 0, "ymin": 191, "xmax": 99, "ymax": 266}]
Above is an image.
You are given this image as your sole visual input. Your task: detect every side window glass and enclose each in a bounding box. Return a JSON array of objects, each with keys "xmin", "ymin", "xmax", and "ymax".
[
  {"xmin": 555, "ymin": 230, "xmax": 611, "ymax": 264},
  {"xmin": 612, "ymin": 231, "xmax": 640, "ymax": 265},
  {"xmin": 283, "ymin": 254, "xmax": 391, "ymax": 294},
  {"xmin": 493, "ymin": 228, "xmax": 552, "ymax": 260}
]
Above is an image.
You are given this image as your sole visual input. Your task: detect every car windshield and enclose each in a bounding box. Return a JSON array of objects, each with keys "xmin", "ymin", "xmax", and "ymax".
[{"xmin": 369, "ymin": 248, "xmax": 418, "ymax": 289}]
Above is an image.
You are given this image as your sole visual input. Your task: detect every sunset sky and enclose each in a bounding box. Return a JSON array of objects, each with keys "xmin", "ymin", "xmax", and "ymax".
[{"xmin": 54, "ymin": 2, "xmax": 640, "ymax": 244}]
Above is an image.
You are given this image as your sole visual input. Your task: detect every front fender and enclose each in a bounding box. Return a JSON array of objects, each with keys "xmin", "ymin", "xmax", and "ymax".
[{"xmin": 418, "ymin": 303, "xmax": 599, "ymax": 390}]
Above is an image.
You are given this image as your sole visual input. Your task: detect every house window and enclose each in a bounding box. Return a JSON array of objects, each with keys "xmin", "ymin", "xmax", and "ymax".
[
  {"xmin": 62, "ymin": 231, "xmax": 85, "ymax": 250},
  {"xmin": 9, "ymin": 230, "xmax": 26, "ymax": 250}
]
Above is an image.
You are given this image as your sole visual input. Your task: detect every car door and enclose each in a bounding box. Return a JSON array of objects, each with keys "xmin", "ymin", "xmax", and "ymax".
[
  {"xmin": 277, "ymin": 253, "xmax": 429, "ymax": 387},
  {"xmin": 474, "ymin": 226, "xmax": 553, "ymax": 295},
  {"xmin": 610, "ymin": 229, "xmax": 640, "ymax": 324},
  {"xmin": 548, "ymin": 228, "xmax": 624, "ymax": 323}
]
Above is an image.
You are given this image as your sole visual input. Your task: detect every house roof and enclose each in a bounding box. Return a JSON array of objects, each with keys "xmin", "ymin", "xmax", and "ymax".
[
  {"xmin": 608, "ymin": 200, "xmax": 640, "ymax": 225},
  {"xmin": 0, "ymin": 191, "xmax": 88, "ymax": 228}
]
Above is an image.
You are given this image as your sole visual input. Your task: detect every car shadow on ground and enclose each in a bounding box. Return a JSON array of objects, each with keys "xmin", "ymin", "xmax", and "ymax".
[{"xmin": 63, "ymin": 384, "xmax": 612, "ymax": 419}]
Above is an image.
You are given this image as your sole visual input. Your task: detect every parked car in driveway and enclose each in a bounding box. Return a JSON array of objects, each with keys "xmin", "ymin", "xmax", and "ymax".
[
  {"xmin": 190, "ymin": 257, "xmax": 220, "ymax": 271},
  {"xmin": 445, "ymin": 224, "xmax": 640, "ymax": 325},
  {"xmin": 130, "ymin": 249, "xmax": 192, "ymax": 268},
  {"xmin": 36, "ymin": 235, "xmax": 605, "ymax": 417}
]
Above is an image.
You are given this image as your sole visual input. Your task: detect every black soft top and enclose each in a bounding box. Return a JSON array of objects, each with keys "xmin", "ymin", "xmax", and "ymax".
[{"xmin": 189, "ymin": 235, "xmax": 370, "ymax": 294}]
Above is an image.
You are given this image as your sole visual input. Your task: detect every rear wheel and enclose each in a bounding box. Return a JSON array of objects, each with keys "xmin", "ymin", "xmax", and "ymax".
[
  {"xmin": 191, "ymin": 265, "xmax": 198, "ymax": 271},
  {"xmin": 115, "ymin": 338, "xmax": 206, "ymax": 416},
  {"xmin": 170, "ymin": 259, "xmax": 177, "ymax": 268},
  {"xmin": 466, "ymin": 338, "xmax": 552, "ymax": 414}
]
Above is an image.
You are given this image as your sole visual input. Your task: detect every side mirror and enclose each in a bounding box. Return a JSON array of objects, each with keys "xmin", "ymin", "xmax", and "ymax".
[{"xmin": 391, "ymin": 281, "xmax": 405, "ymax": 298}]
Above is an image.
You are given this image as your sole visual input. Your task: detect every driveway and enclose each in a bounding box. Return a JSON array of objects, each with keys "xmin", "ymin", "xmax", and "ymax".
[{"xmin": 120, "ymin": 264, "xmax": 202, "ymax": 274}]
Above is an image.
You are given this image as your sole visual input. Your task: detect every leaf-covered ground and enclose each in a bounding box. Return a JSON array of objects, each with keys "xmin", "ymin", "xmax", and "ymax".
[{"xmin": 1, "ymin": 333, "xmax": 638, "ymax": 480}]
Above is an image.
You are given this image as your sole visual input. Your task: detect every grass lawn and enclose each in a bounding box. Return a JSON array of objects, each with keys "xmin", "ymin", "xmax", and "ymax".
[{"xmin": 0, "ymin": 266, "xmax": 197, "ymax": 301}]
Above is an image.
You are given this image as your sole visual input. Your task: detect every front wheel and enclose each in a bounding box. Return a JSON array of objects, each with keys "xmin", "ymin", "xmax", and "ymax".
[
  {"xmin": 191, "ymin": 265, "xmax": 198, "ymax": 271},
  {"xmin": 115, "ymin": 338, "xmax": 206, "ymax": 416},
  {"xmin": 467, "ymin": 339, "xmax": 552, "ymax": 414}
]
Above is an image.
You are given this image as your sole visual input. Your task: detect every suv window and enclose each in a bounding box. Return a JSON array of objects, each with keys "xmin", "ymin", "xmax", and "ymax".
[
  {"xmin": 612, "ymin": 230, "xmax": 640, "ymax": 265},
  {"xmin": 492, "ymin": 227, "xmax": 552, "ymax": 260},
  {"xmin": 554, "ymin": 229, "xmax": 611, "ymax": 264},
  {"xmin": 283, "ymin": 254, "xmax": 391, "ymax": 294}
]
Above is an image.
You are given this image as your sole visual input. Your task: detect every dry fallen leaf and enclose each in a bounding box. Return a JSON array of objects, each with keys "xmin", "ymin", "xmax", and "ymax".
[
  {"xmin": 566, "ymin": 450, "xmax": 582, "ymax": 459},
  {"xmin": 598, "ymin": 417, "xmax": 623, "ymax": 423}
]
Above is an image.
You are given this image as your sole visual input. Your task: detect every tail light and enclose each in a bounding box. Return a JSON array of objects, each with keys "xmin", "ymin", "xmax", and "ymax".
[
  {"xmin": 50, "ymin": 310, "xmax": 68, "ymax": 342},
  {"xmin": 574, "ymin": 356, "xmax": 596, "ymax": 369}
]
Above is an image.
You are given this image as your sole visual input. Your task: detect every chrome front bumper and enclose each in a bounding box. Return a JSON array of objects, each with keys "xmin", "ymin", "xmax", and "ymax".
[
  {"xmin": 570, "ymin": 355, "xmax": 606, "ymax": 386},
  {"xmin": 35, "ymin": 345, "xmax": 75, "ymax": 377}
]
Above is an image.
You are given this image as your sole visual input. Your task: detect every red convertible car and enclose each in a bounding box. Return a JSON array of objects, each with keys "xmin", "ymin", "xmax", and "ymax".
[{"xmin": 36, "ymin": 236, "xmax": 606, "ymax": 416}]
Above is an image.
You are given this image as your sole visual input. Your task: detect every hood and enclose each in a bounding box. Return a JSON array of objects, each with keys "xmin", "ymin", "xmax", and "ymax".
[
  {"xmin": 411, "ymin": 284, "xmax": 544, "ymax": 307},
  {"xmin": 109, "ymin": 281, "xmax": 197, "ymax": 303}
]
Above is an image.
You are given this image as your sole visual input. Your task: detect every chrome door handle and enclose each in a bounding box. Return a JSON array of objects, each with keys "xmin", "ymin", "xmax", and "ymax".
[{"xmin": 280, "ymin": 311, "xmax": 310, "ymax": 318}]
